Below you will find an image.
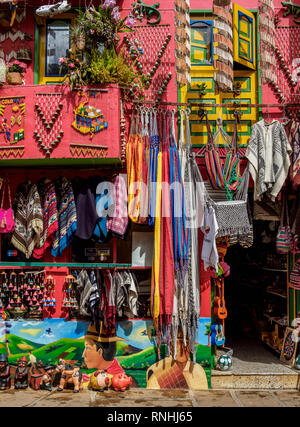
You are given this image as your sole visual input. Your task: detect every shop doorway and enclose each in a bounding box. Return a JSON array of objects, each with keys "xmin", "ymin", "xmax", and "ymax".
[{"xmin": 212, "ymin": 220, "xmax": 299, "ymax": 385}]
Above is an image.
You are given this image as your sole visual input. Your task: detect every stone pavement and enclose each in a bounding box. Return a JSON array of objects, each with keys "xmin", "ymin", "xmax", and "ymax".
[{"xmin": 0, "ymin": 388, "xmax": 300, "ymax": 407}]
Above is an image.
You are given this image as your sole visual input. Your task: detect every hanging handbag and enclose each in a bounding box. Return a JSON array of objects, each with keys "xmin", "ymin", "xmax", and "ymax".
[
  {"xmin": 276, "ymin": 194, "xmax": 293, "ymax": 254},
  {"xmin": 290, "ymin": 259, "xmax": 300, "ymax": 290},
  {"xmin": 0, "ymin": 177, "xmax": 15, "ymax": 233}
]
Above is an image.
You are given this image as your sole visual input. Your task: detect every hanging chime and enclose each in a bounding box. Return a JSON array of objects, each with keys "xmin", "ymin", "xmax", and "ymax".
[{"xmin": 213, "ymin": 0, "xmax": 233, "ymax": 92}]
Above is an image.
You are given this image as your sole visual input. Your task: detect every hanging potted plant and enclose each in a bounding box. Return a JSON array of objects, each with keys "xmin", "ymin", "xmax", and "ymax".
[
  {"xmin": 7, "ymin": 60, "xmax": 26, "ymax": 85},
  {"xmin": 70, "ymin": 24, "xmax": 86, "ymax": 52}
]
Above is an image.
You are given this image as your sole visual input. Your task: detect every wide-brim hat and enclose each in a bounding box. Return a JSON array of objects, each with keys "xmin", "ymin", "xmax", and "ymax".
[
  {"xmin": 18, "ymin": 355, "xmax": 28, "ymax": 363},
  {"xmin": 85, "ymin": 323, "xmax": 126, "ymax": 343}
]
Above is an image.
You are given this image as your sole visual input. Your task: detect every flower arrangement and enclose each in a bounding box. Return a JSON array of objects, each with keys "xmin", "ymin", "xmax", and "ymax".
[
  {"xmin": 7, "ymin": 60, "xmax": 27, "ymax": 74},
  {"xmin": 76, "ymin": 1, "xmax": 132, "ymax": 49},
  {"xmin": 59, "ymin": 0, "xmax": 144, "ymax": 93}
]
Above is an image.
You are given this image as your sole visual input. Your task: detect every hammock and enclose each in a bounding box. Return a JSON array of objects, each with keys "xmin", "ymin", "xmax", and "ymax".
[
  {"xmin": 151, "ymin": 112, "xmax": 175, "ymax": 358},
  {"xmin": 204, "ymin": 111, "xmax": 242, "ymax": 200},
  {"xmin": 169, "ymin": 110, "xmax": 190, "ymax": 288},
  {"xmin": 148, "ymin": 110, "xmax": 160, "ymax": 226}
]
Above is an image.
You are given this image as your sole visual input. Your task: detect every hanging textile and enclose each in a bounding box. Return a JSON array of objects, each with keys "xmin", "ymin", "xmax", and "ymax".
[
  {"xmin": 172, "ymin": 109, "xmax": 204, "ymax": 361},
  {"xmin": 51, "ymin": 177, "xmax": 77, "ymax": 257},
  {"xmin": 73, "ymin": 177, "xmax": 98, "ymax": 241},
  {"xmin": 107, "ymin": 174, "xmax": 128, "ymax": 239},
  {"xmin": 258, "ymin": 0, "xmax": 277, "ymax": 86},
  {"xmin": 285, "ymin": 120, "xmax": 300, "ymax": 181},
  {"xmin": 11, "ymin": 181, "xmax": 43, "ymax": 259},
  {"xmin": 169, "ymin": 110, "xmax": 190, "ymax": 287},
  {"xmin": 126, "ymin": 109, "xmax": 148, "ymax": 224},
  {"xmin": 92, "ymin": 179, "xmax": 114, "ymax": 243},
  {"xmin": 245, "ymin": 119, "xmax": 292, "ymax": 201},
  {"xmin": 174, "ymin": 0, "xmax": 191, "ymax": 86},
  {"xmin": 213, "ymin": 1, "xmax": 233, "ymax": 92},
  {"xmin": 140, "ymin": 108, "xmax": 150, "ymax": 223},
  {"xmin": 33, "ymin": 179, "xmax": 58, "ymax": 259},
  {"xmin": 148, "ymin": 110, "xmax": 160, "ymax": 226},
  {"xmin": 151, "ymin": 112, "xmax": 175, "ymax": 358}
]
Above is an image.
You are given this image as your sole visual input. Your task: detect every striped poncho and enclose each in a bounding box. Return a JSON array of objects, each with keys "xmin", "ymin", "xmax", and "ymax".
[
  {"xmin": 11, "ymin": 181, "xmax": 43, "ymax": 259},
  {"xmin": 33, "ymin": 179, "xmax": 58, "ymax": 259},
  {"xmin": 51, "ymin": 177, "xmax": 77, "ymax": 257}
]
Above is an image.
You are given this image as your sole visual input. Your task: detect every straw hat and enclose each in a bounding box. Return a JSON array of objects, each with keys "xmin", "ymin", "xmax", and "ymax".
[{"xmin": 85, "ymin": 323, "xmax": 126, "ymax": 343}]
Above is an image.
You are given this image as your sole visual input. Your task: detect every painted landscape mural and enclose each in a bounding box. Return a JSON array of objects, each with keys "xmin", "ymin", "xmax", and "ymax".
[{"xmin": 0, "ymin": 318, "xmax": 212, "ymax": 388}]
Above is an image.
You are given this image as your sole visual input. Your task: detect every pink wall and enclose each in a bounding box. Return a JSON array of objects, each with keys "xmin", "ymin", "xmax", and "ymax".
[{"xmin": 0, "ymin": 85, "xmax": 120, "ymax": 160}]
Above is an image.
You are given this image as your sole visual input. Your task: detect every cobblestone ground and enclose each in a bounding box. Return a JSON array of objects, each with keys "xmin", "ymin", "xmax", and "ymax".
[{"xmin": 0, "ymin": 388, "xmax": 300, "ymax": 407}]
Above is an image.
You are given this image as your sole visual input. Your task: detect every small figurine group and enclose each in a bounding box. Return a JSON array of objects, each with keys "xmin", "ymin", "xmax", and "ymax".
[
  {"xmin": 0, "ymin": 354, "xmax": 30, "ymax": 390},
  {"xmin": 0, "ymin": 353, "xmax": 84, "ymax": 393},
  {"xmin": 88, "ymin": 370, "xmax": 132, "ymax": 392}
]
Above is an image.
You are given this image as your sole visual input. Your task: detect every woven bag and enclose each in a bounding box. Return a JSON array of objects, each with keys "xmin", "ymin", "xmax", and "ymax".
[
  {"xmin": 290, "ymin": 260, "xmax": 300, "ymax": 290},
  {"xmin": 276, "ymin": 194, "xmax": 293, "ymax": 255}
]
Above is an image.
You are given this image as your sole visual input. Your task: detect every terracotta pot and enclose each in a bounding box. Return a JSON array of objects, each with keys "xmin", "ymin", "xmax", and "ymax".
[{"xmin": 7, "ymin": 72, "xmax": 23, "ymax": 85}]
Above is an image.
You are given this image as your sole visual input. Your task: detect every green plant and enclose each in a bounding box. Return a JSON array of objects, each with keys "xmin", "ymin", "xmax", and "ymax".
[
  {"xmin": 8, "ymin": 60, "xmax": 26, "ymax": 73},
  {"xmin": 75, "ymin": 2, "xmax": 132, "ymax": 50}
]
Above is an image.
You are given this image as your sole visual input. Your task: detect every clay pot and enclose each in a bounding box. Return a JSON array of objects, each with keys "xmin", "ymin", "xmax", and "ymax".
[{"xmin": 7, "ymin": 72, "xmax": 23, "ymax": 85}]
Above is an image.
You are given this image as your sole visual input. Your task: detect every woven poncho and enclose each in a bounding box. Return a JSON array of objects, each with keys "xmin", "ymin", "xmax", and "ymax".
[
  {"xmin": 33, "ymin": 179, "xmax": 58, "ymax": 259},
  {"xmin": 11, "ymin": 181, "xmax": 43, "ymax": 259},
  {"xmin": 51, "ymin": 177, "xmax": 77, "ymax": 257}
]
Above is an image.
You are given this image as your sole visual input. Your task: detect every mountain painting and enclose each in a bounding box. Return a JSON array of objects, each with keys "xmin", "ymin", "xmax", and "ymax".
[{"xmin": 0, "ymin": 318, "xmax": 212, "ymax": 388}]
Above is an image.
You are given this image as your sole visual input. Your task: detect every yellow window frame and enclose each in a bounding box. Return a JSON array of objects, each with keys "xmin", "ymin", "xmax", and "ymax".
[
  {"xmin": 38, "ymin": 13, "xmax": 76, "ymax": 85},
  {"xmin": 233, "ymin": 4, "xmax": 256, "ymax": 70}
]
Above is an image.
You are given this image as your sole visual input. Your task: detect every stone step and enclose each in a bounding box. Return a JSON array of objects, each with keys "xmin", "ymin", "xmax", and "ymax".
[{"xmin": 211, "ymin": 371, "xmax": 300, "ymax": 390}]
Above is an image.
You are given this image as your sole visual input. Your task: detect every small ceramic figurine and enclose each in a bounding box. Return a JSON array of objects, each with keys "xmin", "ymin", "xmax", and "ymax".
[
  {"xmin": 88, "ymin": 370, "xmax": 111, "ymax": 392},
  {"xmin": 39, "ymin": 364, "xmax": 56, "ymax": 391},
  {"xmin": 57, "ymin": 361, "xmax": 83, "ymax": 393},
  {"xmin": 14, "ymin": 355, "xmax": 29, "ymax": 389},
  {"xmin": 0, "ymin": 354, "xmax": 11, "ymax": 390},
  {"xmin": 111, "ymin": 373, "xmax": 132, "ymax": 392}
]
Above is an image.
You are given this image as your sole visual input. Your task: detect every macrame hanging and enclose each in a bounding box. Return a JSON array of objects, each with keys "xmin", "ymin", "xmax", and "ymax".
[
  {"xmin": 213, "ymin": 1, "xmax": 233, "ymax": 92},
  {"xmin": 258, "ymin": 0, "xmax": 277, "ymax": 86},
  {"xmin": 174, "ymin": 0, "xmax": 191, "ymax": 87}
]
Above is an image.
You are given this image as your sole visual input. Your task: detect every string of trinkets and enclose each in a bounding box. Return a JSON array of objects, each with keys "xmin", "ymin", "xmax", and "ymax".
[
  {"xmin": 213, "ymin": 0, "xmax": 233, "ymax": 92},
  {"xmin": 258, "ymin": 0, "xmax": 277, "ymax": 86},
  {"xmin": 62, "ymin": 274, "xmax": 78, "ymax": 309},
  {"xmin": 0, "ymin": 270, "xmax": 50, "ymax": 316}
]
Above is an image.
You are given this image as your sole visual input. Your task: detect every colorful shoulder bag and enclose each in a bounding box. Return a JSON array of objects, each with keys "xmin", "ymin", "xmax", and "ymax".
[{"xmin": 276, "ymin": 194, "xmax": 293, "ymax": 254}]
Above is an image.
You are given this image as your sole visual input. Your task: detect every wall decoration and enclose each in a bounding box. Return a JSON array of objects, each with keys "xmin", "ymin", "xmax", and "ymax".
[
  {"xmin": 0, "ymin": 318, "xmax": 211, "ymax": 389},
  {"xmin": 0, "ymin": 145, "xmax": 24, "ymax": 158},
  {"xmin": 274, "ymin": 26, "xmax": 300, "ymax": 119},
  {"xmin": 72, "ymin": 97, "xmax": 108, "ymax": 139},
  {"xmin": 130, "ymin": 1, "xmax": 161, "ymax": 25},
  {"xmin": 33, "ymin": 93, "xmax": 64, "ymax": 157},
  {"xmin": 282, "ymin": 1, "xmax": 300, "ymax": 25},
  {"xmin": 69, "ymin": 143, "xmax": 108, "ymax": 158},
  {"xmin": 0, "ymin": 96, "xmax": 25, "ymax": 144},
  {"xmin": 35, "ymin": 1, "xmax": 71, "ymax": 18},
  {"xmin": 123, "ymin": 25, "xmax": 172, "ymax": 101}
]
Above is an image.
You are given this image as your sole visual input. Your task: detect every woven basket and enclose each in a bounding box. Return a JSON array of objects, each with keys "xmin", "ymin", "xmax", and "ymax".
[{"xmin": 7, "ymin": 72, "xmax": 23, "ymax": 85}]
